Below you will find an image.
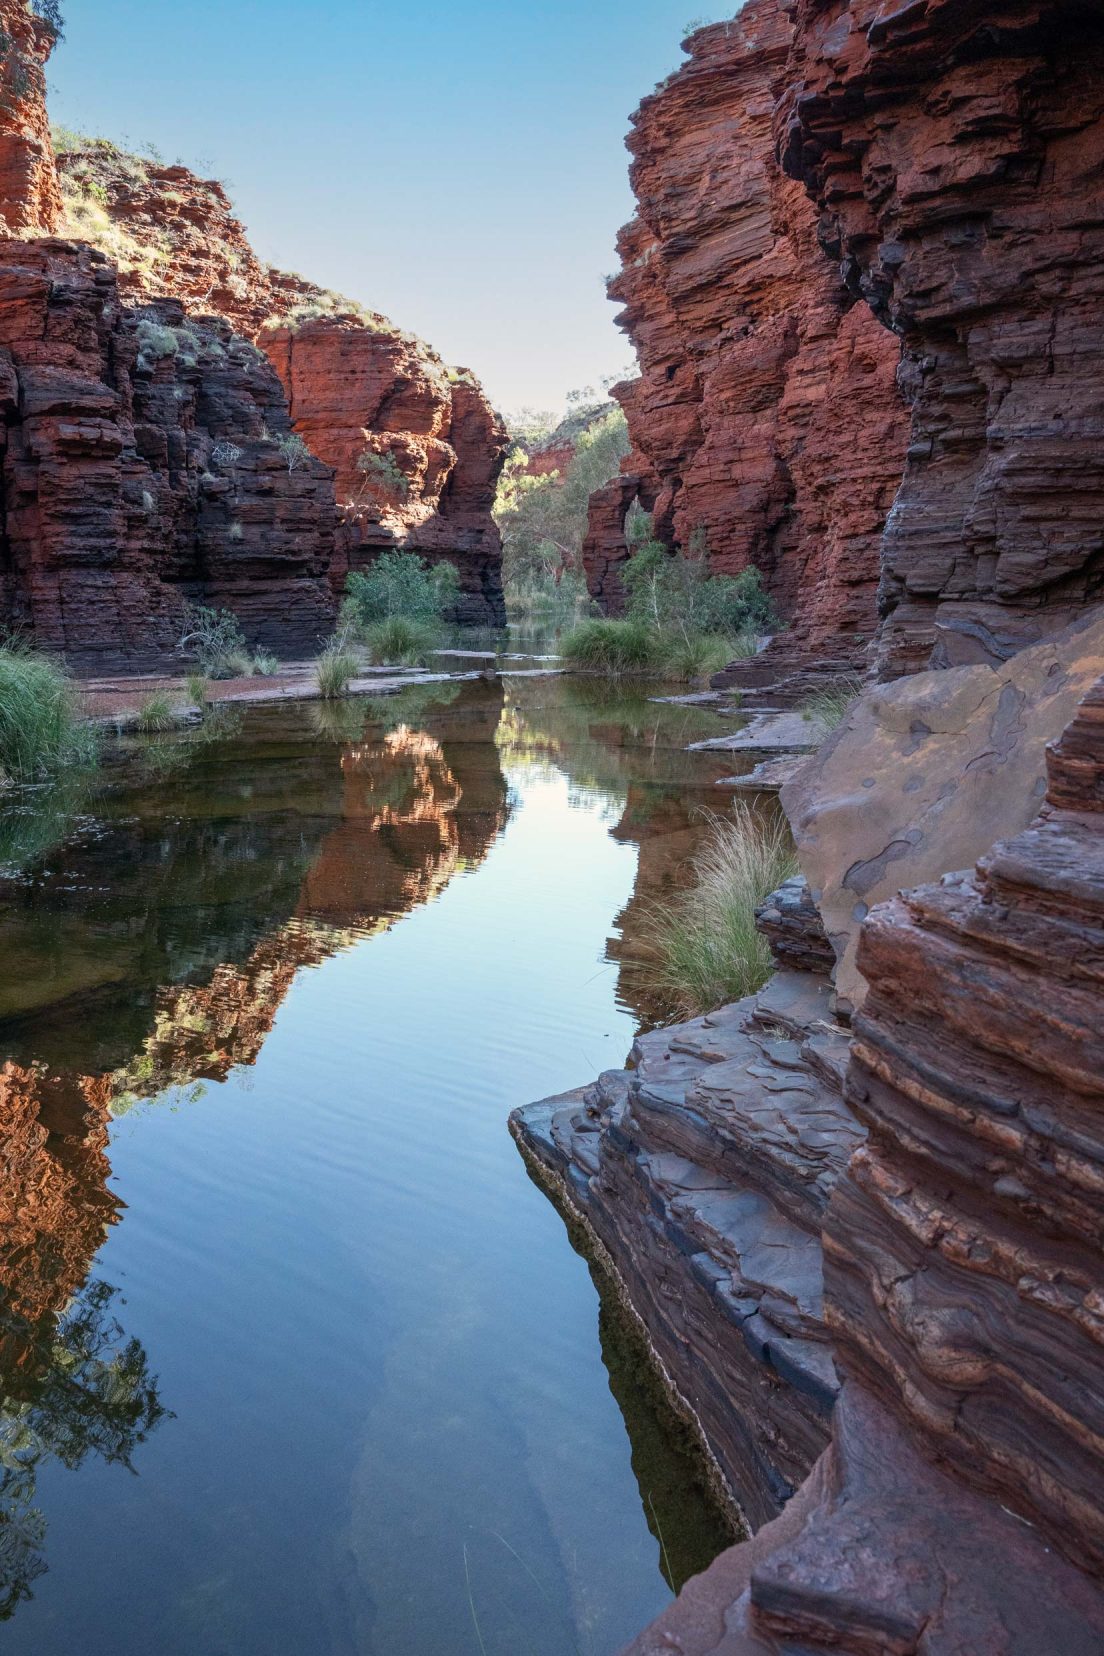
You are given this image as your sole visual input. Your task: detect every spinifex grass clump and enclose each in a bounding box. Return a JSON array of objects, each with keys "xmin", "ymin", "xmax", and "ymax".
[
  {"xmin": 131, "ymin": 691, "xmax": 178, "ymax": 733},
  {"xmin": 560, "ymin": 617, "xmax": 666, "ymax": 676},
  {"xmin": 801, "ymin": 673, "xmax": 865, "ymax": 737},
  {"xmin": 0, "ymin": 644, "xmax": 96, "ymax": 782},
  {"xmin": 643, "ymin": 804, "xmax": 798, "ymax": 1017},
  {"xmin": 316, "ymin": 633, "xmax": 359, "ymax": 699},
  {"xmin": 363, "ymin": 616, "xmax": 440, "ymax": 667}
]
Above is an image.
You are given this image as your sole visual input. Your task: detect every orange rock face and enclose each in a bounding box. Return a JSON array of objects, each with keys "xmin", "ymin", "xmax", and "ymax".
[
  {"xmin": 55, "ymin": 146, "xmax": 508, "ymax": 625},
  {"xmin": 0, "ymin": 1, "xmax": 61, "ymax": 236},
  {"xmin": 586, "ymin": 5, "xmax": 908, "ymax": 662}
]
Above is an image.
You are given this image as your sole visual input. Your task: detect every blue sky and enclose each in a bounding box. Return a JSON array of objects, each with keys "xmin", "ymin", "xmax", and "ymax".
[{"xmin": 48, "ymin": 0, "xmax": 713, "ymax": 415}]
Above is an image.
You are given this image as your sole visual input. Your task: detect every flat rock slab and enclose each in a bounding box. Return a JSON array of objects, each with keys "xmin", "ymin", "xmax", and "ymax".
[
  {"xmin": 689, "ymin": 712, "xmax": 821, "ymax": 753},
  {"xmin": 782, "ymin": 607, "xmax": 1104, "ymax": 1009},
  {"xmin": 717, "ymin": 754, "xmax": 810, "ymax": 791}
]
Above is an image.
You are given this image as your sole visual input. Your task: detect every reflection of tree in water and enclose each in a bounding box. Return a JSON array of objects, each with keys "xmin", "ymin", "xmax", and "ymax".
[{"xmin": 0, "ymin": 1279, "xmax": 169, "ymax": 1619}]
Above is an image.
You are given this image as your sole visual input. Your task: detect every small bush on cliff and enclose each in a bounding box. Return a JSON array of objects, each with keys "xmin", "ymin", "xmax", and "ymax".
[
  {"xmin": 344, "ymin": 551, "xmax": 460, "ymax": 630},
  {"xmin": 356, "ymin": 448, "xmax": 410, "ymax": 503},
  {"xmin": 130, "ymin": 692, "xmax": 179, "ymax": 733},
  {"xmin": 642, "ymin": 805, "xmax": 798, "ymax": 1018},
  {"xmin": 0, "ymin": 644, "xmax": 95, "ymax": 783}
]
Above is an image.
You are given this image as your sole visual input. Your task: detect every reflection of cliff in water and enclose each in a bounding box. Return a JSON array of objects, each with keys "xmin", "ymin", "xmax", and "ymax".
[
  {"xmin": 0, "ymin": 682, "xmax": 510, "ymax": 1617},
  {"xmin": 0, "ymin": 1066, "xmax": 167, "ymax": 1619},
  {"xmin": 0, "ymin": 681, "xmax": 510, "ymax": 1097},
  {"xmin": 498, "ymin": 678, "xmax": 741, "ymax": 1025}
]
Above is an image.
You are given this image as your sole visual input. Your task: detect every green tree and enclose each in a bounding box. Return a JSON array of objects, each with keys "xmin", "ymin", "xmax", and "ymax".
[{"xmin": 495, "ymin": 406, "xmax": 630, "ymax": 588}]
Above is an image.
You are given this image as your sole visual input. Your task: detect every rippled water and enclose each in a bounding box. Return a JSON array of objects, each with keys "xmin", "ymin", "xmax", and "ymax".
[{"xmin": 0, "ymin": 675, "xmax": 744, "ymax": 1656}]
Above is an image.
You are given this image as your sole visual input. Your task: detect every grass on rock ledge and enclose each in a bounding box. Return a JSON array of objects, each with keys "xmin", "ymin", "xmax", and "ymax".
[{"xmin": 642, "ymin": 805, "xmax": 798, "ymax": 1018}]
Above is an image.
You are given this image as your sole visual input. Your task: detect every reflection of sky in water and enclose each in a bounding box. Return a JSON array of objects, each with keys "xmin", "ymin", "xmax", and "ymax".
[{"xmin": 0, "ymin": 683, "xmax": 737, "ymax": 1656}]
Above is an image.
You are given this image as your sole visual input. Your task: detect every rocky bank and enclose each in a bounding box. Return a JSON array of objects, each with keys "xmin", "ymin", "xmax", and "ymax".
[{"xmin": 518, "ymin": 2, "xmax": 1104, "ymax": 1650}]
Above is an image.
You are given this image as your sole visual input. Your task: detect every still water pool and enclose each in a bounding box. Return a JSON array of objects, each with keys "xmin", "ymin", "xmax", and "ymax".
[{"xmin": 0, "ymin": 676, "xmax": 742, "ymax": 1656}]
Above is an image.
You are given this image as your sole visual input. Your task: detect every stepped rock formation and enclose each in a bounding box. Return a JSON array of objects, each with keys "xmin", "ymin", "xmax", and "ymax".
[
  {"xmin": 584, "ymin": 5, "xmax": 908, "ymax": 661},
  {"xmin": 513, "ymin": 944, "xmax": 859, "ymax": 1530},
  {"xmin": 0, "ymin": 1, "xmax": 60, "ymax": 236},
  {"xmin": 0, "ymin": 241, "xmax": 337, "ymax": 664},
  {"xmin": 779, "ymin": 0, "xmax": 1104, "ymax": 676},
  {"xmin": 518, "ymin": 674, "xmax": 1104, "ymax": 1654},
  {"xmin": 54, "ymin": 145, "xmax": 508, "ymax": 625}
]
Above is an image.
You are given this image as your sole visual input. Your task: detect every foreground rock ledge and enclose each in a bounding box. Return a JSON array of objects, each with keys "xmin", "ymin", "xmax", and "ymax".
[{"xmin": 512, "ymin": 676, "xmax": 1104, "ymax": 1652}]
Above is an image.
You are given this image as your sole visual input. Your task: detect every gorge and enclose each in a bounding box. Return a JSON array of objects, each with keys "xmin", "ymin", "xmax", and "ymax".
[{"xmin": 0, "ymin": 0, "xmax": 1102, "ymax": 1652}]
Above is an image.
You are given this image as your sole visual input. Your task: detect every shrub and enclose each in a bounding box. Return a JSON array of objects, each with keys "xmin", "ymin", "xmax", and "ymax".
[
  {"xmin": 344, "ymin": 551, "xmax": 460, "ymax": 628},
  {"xmin": 0, "ymin": 643, "xmax": 95, "ymax": 782},
  {"xmin": 131, "ymin": 691, "xmax": 178, "ymax": 733},
  {"xmin": 252, "ymin": 651, "xmax": 280, "ymax": 677},
  {"xmin": 316, "ymin": 634, "xmax": 358, "ymax": 699},
  {"xmin": 364, "ymin": 616, "xmax": 439, "ymax": 667},
  {"xmin": 275, "ymin": 432, "xmax": 312, "ymax": 472},
  {"xmin": 560, "ymin": 617, "xmax": 666, "ymax": 676},
  {"xmin": 355, "ymin": 447, "xmax": 410, "ymax": 502},
  {"xmin": 223, "ymin": 649, "xmax": 256, "ymax": 679},
  {"xmin": 622, "ymin": 538, "xmax": 775, "ymax": 638},
  {"xmin": 643, "ymin": 806, "xmax": 798, "ymax": 1017},
  {"xmin": 178, "ymin": 603, "xmax": 248, "ymax": 679},
  {"xmin": 135, "ymin": 319, "xmax": 179, "ymax": 361}
]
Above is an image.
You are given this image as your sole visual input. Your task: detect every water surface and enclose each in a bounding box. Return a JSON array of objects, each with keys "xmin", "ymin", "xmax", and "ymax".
[{"xmin": 0, "ymin": 676, "xmax": 743, "ymax": 1656}]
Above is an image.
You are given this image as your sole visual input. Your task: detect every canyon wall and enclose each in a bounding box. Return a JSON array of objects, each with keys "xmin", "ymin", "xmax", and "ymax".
[
  {"xmin": 0, "ymin": 16, "xmax": 507, "ymax": 654},
  {"xmin": 54, "ymin": 144, "xmax": 508, "ymax": 626},
  {"xmin": 0, "ymin": 241, "xmax": 337, "ymax": 664},
  {"xmin": 585, "ymin": 6, "xmax": 909, "ymax": 662},
  {"xmin": 779, "ymin": 0, "xmax": 1104, "ymax": 675},
  {"xmin": 0, "ymin": 1, "xmax": 60, "ymax": 236}
]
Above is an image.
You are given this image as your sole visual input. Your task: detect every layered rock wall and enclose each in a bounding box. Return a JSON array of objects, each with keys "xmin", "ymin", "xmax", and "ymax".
[
  {"xmin": 54, "ymin": 145, "xmax": 508, "ymax": 625},
  {"xmin": 0, "ymin": 241, "xmax": 337, "ymax": 663},
  {"xmin": 779, "ymin": 0, "xmax": 1104, "ymax": 675},
  {"xmin": 0, "ymin": 1, "xmax": 61, "ymax": 236},
  {"xmin": 586, "ymin": 5, "xmax": 908, "ymax": 660}
]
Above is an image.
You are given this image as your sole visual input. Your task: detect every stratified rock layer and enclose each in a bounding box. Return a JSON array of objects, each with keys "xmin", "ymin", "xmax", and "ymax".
[
  {"xmin": 513, "ymin": 967, "xmax": 860, "ymax": 1531},
  {"xmin": 0, "ymin": 241, "xmax": 337, "ymax": 663},
  {"xmin": 55, "ymin": 146, "xmax": 508, "ymax": 625},
  {"xmin": 609, "ymin": 679, "xmax": 1104, "ymax": 1652},
  {"xmin": 0, "ymin": 1, "xmax": 61, "ymax": 236},
  {"xmin": 586, "ymin": 5, "xmax": 908, "ymax": 660},
  {"xmin": 779, "ymin": 0, "xmax": 1104, "ymax": 675}
]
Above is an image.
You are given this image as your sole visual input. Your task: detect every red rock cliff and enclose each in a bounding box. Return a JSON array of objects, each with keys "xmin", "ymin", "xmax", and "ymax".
[
  {"xmin": 0, "ymin": 1, "xmax": 61, "ymax": 236},
  {"xmin": 0, "ymin": 241, "xmax": 337, "ymax": 663},
  {"xmin": 587, "ymin": 4, "xmax": 908, "ymax": 661},
  {"xmin": 779, "ymin": 0, "xmax": 1104, "ymax": 675},
  {"xmin": 55, "ymin": 145, "xmax": 508, "ymax": 625}
]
